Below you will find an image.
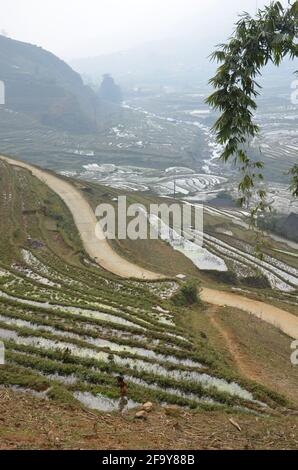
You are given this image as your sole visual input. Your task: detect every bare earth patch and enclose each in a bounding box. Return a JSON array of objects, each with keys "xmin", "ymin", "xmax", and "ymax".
[{"xmin": 1, "ymin": 389, "xmax": 298, "ymax": 450}]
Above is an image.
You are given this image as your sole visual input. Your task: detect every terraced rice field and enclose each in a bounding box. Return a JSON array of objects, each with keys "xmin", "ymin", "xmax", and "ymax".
[
  {"xmin": 202, "ymin": 205, "xmax": 298, "ymax": 290},
  {"xmin": 141, "ymin": 201, "xmax": 298, "ymax": 297},
  {"xmin": 0, "ymin": 159, "xmax": 288, "ymax": 414}
]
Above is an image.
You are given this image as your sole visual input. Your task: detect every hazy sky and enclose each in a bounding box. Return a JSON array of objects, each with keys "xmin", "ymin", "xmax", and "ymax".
[{"xmin": 0, "ymin": 0, "xmax": 289, "ymax": 60}]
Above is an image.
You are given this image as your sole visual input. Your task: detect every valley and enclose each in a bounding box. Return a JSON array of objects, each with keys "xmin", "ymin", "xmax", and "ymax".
[
  {"xmin": 1, "ymin": 89, "xmax": 297, "ymax": 215},
  {"xmin": 0, "ymin": 85, "xmax": 297, "ymax": 449}
]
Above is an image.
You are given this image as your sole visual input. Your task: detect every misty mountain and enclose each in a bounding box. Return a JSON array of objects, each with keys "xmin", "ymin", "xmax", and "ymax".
[
  {"xmin": 98, "ymin": 74, "xmax": 123, "ymax": 104},
  {"xmin": 71, "ymin": 36, "xmax": 217, "ymax": 90},
  {"xmin": 0, "ymin": 35, "xmax": 102, "ymax": 132},
  {"xmin": 72, "ymin": 35, "xmax": 297, "ymax": 93}
]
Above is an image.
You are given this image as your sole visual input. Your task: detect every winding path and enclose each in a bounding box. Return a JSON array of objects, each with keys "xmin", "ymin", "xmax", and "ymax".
[
  {"xmin": 201, "ymin": 288, "xmax": 298, "ymax": 340},
  {"xmin": 1, "ymin": 155, "xmax": 163, "ymax": 280},
  {"xmin": 2, "ymin": 155, "xmax": 297, "ymax": 340},
  {"xmin": 208, "ymin": 307, "xmax": 262, "ymax": 381}
]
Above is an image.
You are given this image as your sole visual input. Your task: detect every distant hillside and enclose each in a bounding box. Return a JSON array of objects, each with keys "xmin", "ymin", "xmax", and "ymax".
[
  {"xmin": 71, "ymin": 36, "xmax": 216, "ymax": 90},
  {"xmin": 259, "ymin": 213, "xmax": 298, "ymax": 243},
  {"xmin": 282, "ymin": 214, "xmax": 298, "ymax": 242},
  {"xmin": 72, "ymin": 36, "xmax": 297, "ymax": 92},
  {"xmin": 0, "ymin": 35, "xmax": 102, "ymax": 132}
]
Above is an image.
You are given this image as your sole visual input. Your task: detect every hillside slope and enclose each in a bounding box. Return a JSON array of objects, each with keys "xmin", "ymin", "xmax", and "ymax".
[
  {"xmin": 0, "ymin": 157, "xmax": 294, "ymax": 413},
  {"xmin": 0, "ymin": 35, "xmax": 98, "ymax": 132},
  {"xmin": 0, "ymin": 157, "xmax": 298, "ymax": 449}
]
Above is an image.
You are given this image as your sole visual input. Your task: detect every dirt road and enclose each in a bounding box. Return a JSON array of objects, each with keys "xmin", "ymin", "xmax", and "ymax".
[
  {"xmin": 1, "ymin": 155, "xmax": 163, "ymax": 280},
  {"xmin": 201, "ymin": 288, "xmax": 298, "ymax": 340}
]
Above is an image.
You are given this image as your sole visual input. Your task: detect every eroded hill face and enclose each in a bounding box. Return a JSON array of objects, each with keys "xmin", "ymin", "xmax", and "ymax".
[{"xmin": 0, "ymin": 160, "xmax": 290, "ymax": 414}]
